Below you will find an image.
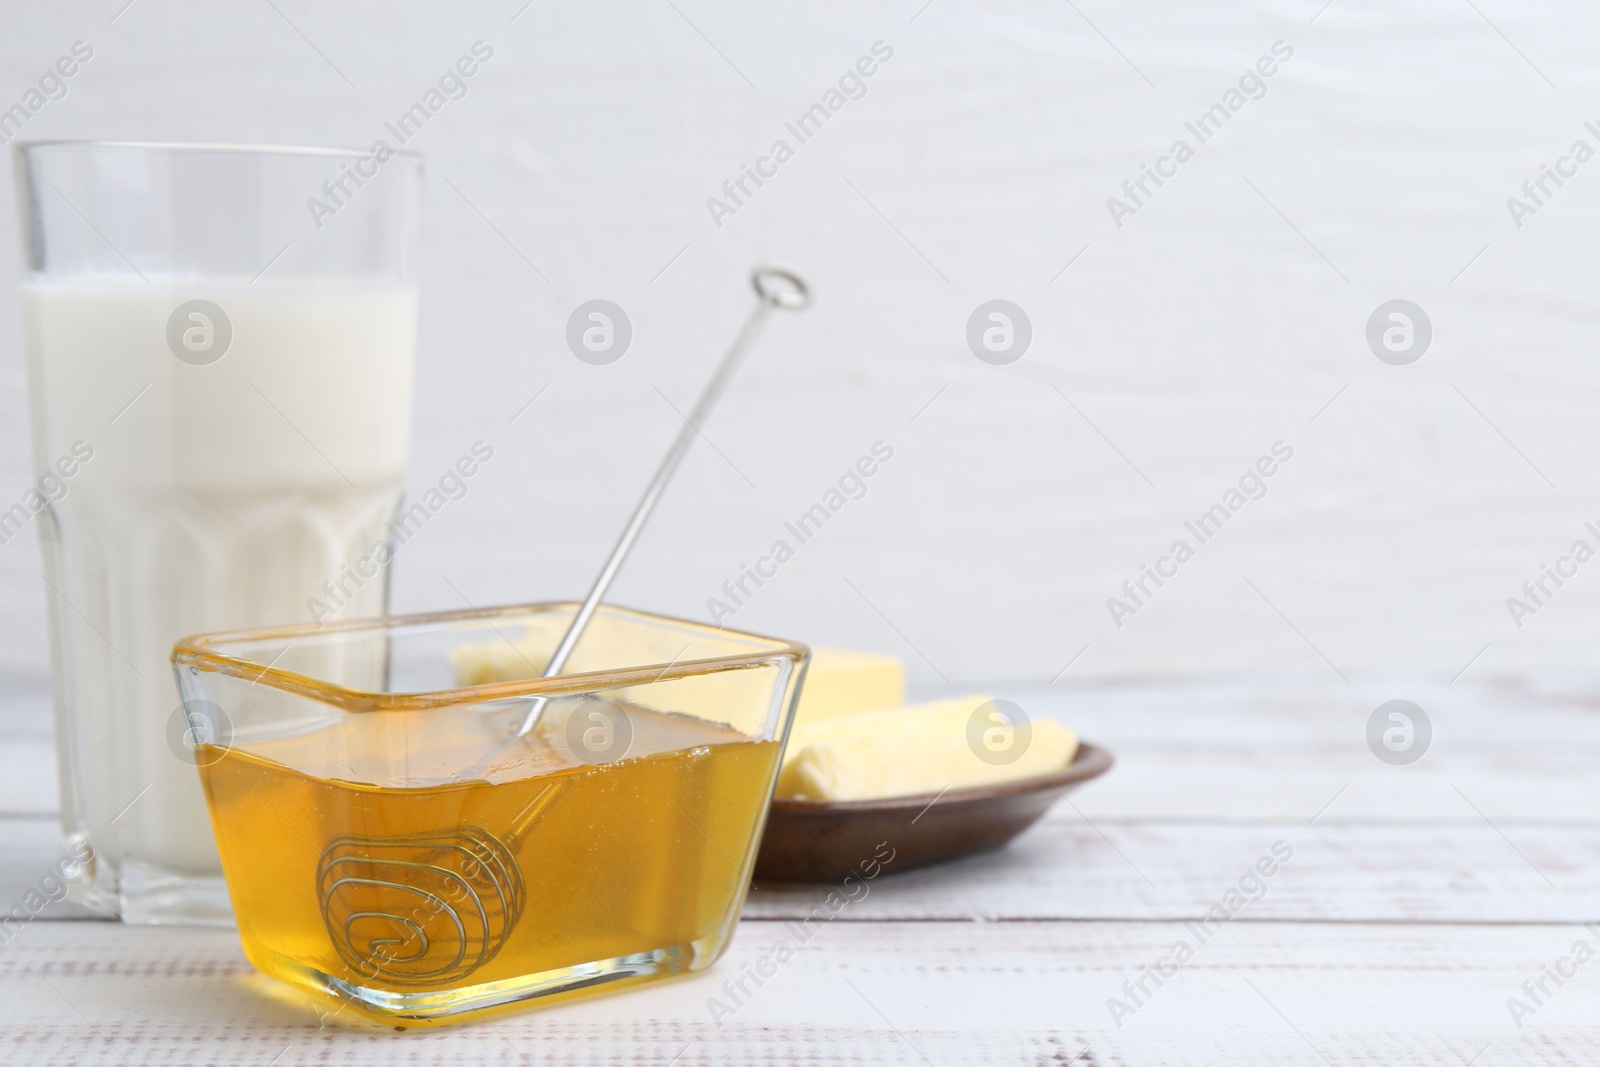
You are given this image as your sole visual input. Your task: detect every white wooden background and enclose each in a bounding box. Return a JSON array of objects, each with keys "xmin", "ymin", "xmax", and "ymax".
[
  {"xmin": 4, "ymin": 676, "xmax": 1599, "ymax": 1064},
  {"xmin": 4, "ymin": 0, "xmax": 1600, "ymax": 684}
]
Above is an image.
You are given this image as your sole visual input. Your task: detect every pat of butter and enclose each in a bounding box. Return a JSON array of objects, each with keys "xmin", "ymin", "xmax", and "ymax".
[
  {"xmin": 452, "ymin": 635, "xmax": 902, "ymax": 721},
  {"xmin": 775, "ymin": 694, "xmax": 1078, "ymax": 802},
  {"xmin": 449, "ymin": 628, "xmax": 553, "ymax": 686},
  {"xmin": 792, "ymin": 647, "xmax": 905, "ymax": 728}
]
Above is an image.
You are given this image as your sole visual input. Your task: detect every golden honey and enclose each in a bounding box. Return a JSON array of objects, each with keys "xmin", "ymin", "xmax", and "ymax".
[{"xmin": 196, "ymin": 702, "xmax": 779, "ymax": 1025}]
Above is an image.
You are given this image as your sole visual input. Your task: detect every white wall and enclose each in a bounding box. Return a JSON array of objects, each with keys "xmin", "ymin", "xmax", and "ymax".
[{"xmin": 0, "ymin": 0, "xmax": 1595, "ymax": 686}]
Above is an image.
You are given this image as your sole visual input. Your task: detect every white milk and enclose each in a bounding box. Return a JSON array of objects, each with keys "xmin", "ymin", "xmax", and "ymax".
[{"xmin": 22, "ymin": 276, "xmax": 416, "ymax": 921}]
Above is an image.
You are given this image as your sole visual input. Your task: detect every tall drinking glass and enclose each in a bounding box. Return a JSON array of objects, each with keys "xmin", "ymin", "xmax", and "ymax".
[{"xmin": 13, "ymin": 142, "xmax": 421, "ymax": 923}]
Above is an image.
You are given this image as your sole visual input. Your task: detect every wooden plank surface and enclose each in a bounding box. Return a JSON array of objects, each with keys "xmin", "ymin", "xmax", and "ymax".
[
  {"xmin": 4, "ymin": 676, "xmax": 1600, "ymax": 1062},
  {"xmin": 5, "ymin": 813, "xmax": 1596, "ymax": 925},
  {"xmin": 3, "ymin": 920, "xmax": 1597, "ymax": 1066},
  {"xmin": 745, "ymin": 818, "xmax": 1600, "ymax": 923}
]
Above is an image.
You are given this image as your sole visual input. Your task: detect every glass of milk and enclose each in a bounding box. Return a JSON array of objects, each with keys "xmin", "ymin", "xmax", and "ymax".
[{"xmin": 13, "ymin": 142, "xmax": 421, "ymax": 923}]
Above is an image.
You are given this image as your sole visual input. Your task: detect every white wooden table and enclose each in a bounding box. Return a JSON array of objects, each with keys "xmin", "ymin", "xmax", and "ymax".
[{"xmin": 3, "ymin": 675, "xmax": 1598, "ymax": 1065}]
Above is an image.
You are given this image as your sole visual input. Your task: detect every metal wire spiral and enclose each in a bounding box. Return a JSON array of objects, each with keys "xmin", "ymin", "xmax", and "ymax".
[{"xmin": 317, "ymin": 827, "xmax": 526, "ymax": 984}]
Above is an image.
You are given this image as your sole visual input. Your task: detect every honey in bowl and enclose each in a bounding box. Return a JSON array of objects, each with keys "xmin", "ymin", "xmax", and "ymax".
[
  {"xmin": 174, "ymin": 603, "xmax": 806, "ymax": 1024},
  {"xmin": 196, "ymin": 699, "xmax": 779, "ymax": 1025}
]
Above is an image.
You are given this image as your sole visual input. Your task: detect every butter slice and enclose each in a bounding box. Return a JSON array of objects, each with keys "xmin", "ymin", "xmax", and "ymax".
[
  {"xmin": 775, "ymin": 694, "xmax": 1078, "ymax": 802},
  {"xmin": 792, "ymin": 647, "xmax": 905, "ymax": 728},
  {"xmin": 451, "ymin": 633, "xmax": 904, "ymax": 740},
  {"xmin": 452, "ymin": 637, "xmax": 902, "ymax": 721},
  {"xmin": 449, "ymin": 628, "xmax": 553, "ymax": 686}
]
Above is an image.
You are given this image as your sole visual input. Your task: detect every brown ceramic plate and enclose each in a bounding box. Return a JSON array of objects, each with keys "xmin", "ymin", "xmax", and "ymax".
[{"xmin": 754, "ymin": 741, "xmax": 1114, "ymax": 883}]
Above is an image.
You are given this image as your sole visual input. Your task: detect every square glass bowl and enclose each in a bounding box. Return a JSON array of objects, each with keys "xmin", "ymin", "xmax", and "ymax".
[{"xmin": 171, "ymin": 603, "xmax": 808, "ymax": 1026}]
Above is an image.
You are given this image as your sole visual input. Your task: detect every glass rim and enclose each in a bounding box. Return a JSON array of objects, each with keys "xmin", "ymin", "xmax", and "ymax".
[
  {"xmin": 172, "ymin": 600, "xmax": 810, "ymax": 714},
  {"xmin": 12, "ymin": 139, "xmax": 424, "ymax": 162}
]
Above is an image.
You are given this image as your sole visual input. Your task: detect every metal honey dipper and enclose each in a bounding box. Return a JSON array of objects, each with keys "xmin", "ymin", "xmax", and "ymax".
[
  {"xmin": 317, "ymin": 782, "xmax": 557, "ymax": 985},
  {"xmin": 315, "ymin": 264, "xmax": 810, "ymax": 985}
]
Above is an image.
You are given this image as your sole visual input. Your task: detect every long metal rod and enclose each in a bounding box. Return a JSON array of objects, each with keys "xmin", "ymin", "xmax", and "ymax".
[{"xmin": 512, "ymin": 265, "xmax": 807, "ymax": 737}]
